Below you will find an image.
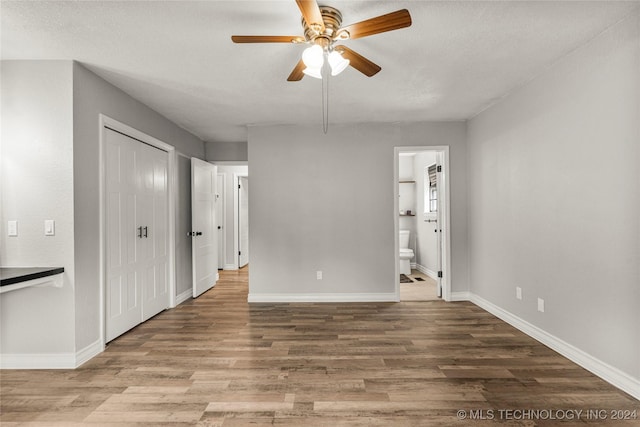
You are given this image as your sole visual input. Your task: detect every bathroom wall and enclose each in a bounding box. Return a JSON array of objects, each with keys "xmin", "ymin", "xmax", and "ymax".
[
  {"xmin": 248, "ymin": 122, "xmax": 468, "ymax": 301},
  {"xmin": 414, "ymin": 151, "xmax": 439, "ymax": 276},
  {"xmin": 398, "ymin": 154, "xmax": 416, "ymax": 255}
]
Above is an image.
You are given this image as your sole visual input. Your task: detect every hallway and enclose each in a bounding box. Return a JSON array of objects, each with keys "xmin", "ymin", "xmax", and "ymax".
[{"xmin": 1, "ymin": 268, "xmax": 637, "ymax": 425}]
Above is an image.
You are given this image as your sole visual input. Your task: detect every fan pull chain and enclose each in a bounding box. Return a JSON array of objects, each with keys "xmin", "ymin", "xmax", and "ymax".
[{"xmin": 322, "ymin": 59, "xmax": 329, "ymax": 134}]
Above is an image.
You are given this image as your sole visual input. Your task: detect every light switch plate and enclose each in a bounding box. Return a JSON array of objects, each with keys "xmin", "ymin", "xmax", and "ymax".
[
  {"xmin": 537, "ymin": 298, "xmax": 545, "ymax": 313},
  {"xmin": 8, "ymin": 220, "xmax": 18, "ymax": 236},
  {"xmin": 45, "ymin": 220, "xmax": 55, "ymax": 236},
  {"xmin": 516, "ymin": 287, "xmax": 522, "ymax": 300}
]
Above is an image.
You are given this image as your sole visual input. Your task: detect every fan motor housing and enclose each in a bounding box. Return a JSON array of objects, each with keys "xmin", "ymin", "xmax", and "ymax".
[{"xmin": 302, "ymin": 5, "xmax": 343, "ymax": 42}]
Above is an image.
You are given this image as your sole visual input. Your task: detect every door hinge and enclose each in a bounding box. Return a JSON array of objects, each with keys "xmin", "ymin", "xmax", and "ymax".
[
  {"xmin": 437, "ymin": 165, "xmax": 442, "ymax": 173},
  {"xmin": 437, "ymin": 271, "xmax": 443, "ymax": 278},
  {"xmin": 238, "ymin": 184, "xmax": 241, "ymax": 189},
  {"xmin": 238, "ymin": 251, "xmax": 241, "ymax": 256}
]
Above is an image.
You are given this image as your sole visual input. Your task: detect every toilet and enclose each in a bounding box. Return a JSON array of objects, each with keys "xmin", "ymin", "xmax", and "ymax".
[{"xmin": 399, "ymin": 230, "xmax": 414, "ymax": 275}]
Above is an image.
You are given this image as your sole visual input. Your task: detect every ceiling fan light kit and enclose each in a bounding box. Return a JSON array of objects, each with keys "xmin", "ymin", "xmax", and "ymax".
[
  {"xmin": 232, "ymin": 0, "xmax": 412, "ymax": 132},
  {"xmin": 232, "ymin": 1, "xmax": 412, "ymax": 81}
]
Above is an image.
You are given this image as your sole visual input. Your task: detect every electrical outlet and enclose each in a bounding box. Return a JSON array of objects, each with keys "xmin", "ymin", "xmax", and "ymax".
[
  {"xmin": 316, "ymin": 271, "xmax": 322, "ymax": 280},
  {"xmin": 537, "ymin": 298, "xmax": 545, "ymax": 312},
  {"xmin": 516, "ymin": 287, "xmax": 522, "ymax": 300},
  {"xmin": 8, "ymin": 220, "xmax": 18, "ymax": 236}
]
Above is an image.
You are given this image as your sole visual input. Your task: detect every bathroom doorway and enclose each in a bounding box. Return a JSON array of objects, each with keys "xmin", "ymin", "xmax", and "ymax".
[{"xmin": 394, "ymin": 147, "xmax": 451, "ymax": 301}]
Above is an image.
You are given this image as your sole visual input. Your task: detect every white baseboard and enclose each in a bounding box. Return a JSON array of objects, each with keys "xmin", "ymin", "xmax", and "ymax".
[
  {"xmin": 448, "ymin": 291, "xmax": 471, "ymax": 302},
  {"xmin": 469, "ymin": 293, "xmax": 640, "ymax": 400},
  {"xmin": 415, "ymin": 264, "xmax": 438, "ymax": 279},
  {"xmin": 75, "ymin": 339, "xmax": 104, "ymax": 367},
  {"xmin": 223, "ymin": 264, "xmax": 238, "ymax": 270},
  {"xmin": 1, "ymin": 339, "xmax": 104, "ymax": 369},
  {"xmin": 175, "ymin": 288, "xmax": 192, "ymax": 305},
  {"xmin": 248, "ymin": 293, "xmax": 399, "ymax": 303}
]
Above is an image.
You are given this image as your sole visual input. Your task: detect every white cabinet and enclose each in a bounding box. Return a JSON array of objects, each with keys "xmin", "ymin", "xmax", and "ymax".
[{"xmin": 105, "ymin": 128, "xmax": 169, "ymax": 342}]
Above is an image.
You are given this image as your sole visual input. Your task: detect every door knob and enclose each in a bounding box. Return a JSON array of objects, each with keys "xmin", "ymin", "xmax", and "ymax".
[
  {"xmin": 195, "ymin": 231, "xmax": 203, "ymax": 236},
  {"xmin": 138, "ymin": 226, "xmax": 143, "ymax": 238},
  {"xmin": 143, "ymin": 226, "xmax": 148, "ymax": 238}
]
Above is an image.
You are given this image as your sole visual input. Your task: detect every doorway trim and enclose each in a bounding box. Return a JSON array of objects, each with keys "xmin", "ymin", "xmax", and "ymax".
[
  {"xmin": 216, "ymin": 172, "xmax": 226, "ymax": 270},
  {"xmin": 394, "ymin": 146, "xmax": 452, "ymax": 301},
  {"xmin": 98, "ymin": 114, "xmax": 177, "ymax": 347},
  {"xmin": 233, "ymin": 172, "xmax": 249, "ymax": 268}
]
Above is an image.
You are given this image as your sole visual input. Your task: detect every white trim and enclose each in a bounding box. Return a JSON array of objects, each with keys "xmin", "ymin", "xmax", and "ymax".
[
  {"xmin": 175, "ymin": 288, "xmax": 192, "ymax": 305},
  {"xmin": 469, "ymin": 293, "xmax": 640, "ymax": 400},
  {"xmin": 75, "ymin": 339, "xmax": 104, "ymax": 367},
  {"xmin": 394, "ymin": 146, "xmax": 452, "ymax": 302},
  {"xmin": 449, "ymin": 291, "xmax": 471, "ymax": 302},
  {"xmin": 223, "ymin": 264, "xmax": 238, "ymax": 270},
  {"xmin": 1, "ymin": 339, "xmax": 103, "ymax": 369},
  {"xmin": 217, "ymin": 172, "xmax": 226, "ymax": 270},
  {"xmin": 415, "ymin": 264, "xmax": 437, "ymax": 280},
  {"xmin": 99, "ymin": 114, "xmax": 176, "ymax": 347},
  {"xmin": 233, "ymin": 172, "xmax": 249, "ymax": 268},
  {"xmin": 248, "ymin": 293, "xmax": 399, "ymax": 303}
]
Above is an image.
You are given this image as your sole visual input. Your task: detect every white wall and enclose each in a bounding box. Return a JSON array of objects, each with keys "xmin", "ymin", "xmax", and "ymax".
[
  {"xmin": 0, "ymin": 61, "xmax": 76, "ymax": 355},
  {"xmin": 414, "ymin": 151, "xmax": 438, "ymax": 274},
  {"xmin": 215, "ymin": 164, "xmax": 248, "ymax": 269},
  {"xmin": 248, "ymin": 122, "xmax": 467, "ymax": 300},
  {"xmin": 467, "ymin": 11, "xmax": 639, "ymax": 384}
]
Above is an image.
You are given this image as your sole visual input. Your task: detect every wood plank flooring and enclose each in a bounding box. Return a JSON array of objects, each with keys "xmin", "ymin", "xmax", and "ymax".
[{"xmin": 1, "ymin": 267, "xmax": 638, "ymax": 426}]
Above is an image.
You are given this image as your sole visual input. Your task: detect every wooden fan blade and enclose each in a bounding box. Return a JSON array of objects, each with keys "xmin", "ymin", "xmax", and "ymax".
[
  {"xmin": 231, "ymin": 35, "xmax": 304, "ymax": 43},
  {"xmin": 287, "ymin": 59, "xmax": 306, "ymax": 81},
  {"xmin": 296, "ymin": 0, "xmax": 325, "ymax": 33},
  {"xmin": 335, "ymin": 46, "xmax": 381, "ymax": 77},
  {"xmin": 340, "ymin": 9, "xmax": 411, "ymax": 40}
]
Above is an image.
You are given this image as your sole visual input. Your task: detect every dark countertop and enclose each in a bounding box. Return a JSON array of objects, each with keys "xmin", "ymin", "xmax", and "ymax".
[{"xmin": 0, "ymin": 267, "xmax": 65, "ymax": 287}]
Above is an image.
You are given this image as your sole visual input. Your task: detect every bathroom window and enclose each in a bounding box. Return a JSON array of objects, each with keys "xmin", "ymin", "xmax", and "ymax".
[{"xmin": 424, "ymin": 164, "xmax": 438, "ymax": 216}]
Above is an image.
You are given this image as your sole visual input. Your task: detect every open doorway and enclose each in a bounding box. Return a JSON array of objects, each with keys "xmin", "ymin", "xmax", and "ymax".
[{"xmin": 395, "ymin": 147, "xmax": 451, "ymax": 302}]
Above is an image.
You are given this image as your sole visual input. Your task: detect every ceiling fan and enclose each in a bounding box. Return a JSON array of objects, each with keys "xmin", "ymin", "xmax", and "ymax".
[{"xmin": 231, "ymin": 0, "xmax": 412, "ymax": 81}]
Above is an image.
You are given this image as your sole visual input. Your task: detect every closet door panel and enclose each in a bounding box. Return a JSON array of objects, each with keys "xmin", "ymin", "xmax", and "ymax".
[{"xmin": 105, "ymin": 129, "xmax": 144, "ymax": 342}]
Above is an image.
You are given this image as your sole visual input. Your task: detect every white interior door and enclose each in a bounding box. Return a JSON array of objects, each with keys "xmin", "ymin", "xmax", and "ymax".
[
  {"xmin": 105, "ymin": 128, "xmax": 169, "ymax": 342},
  {"xmin": 238, "ymin": 176, "xmax": 249, "ymax": 268},
  {"xmin": 141, "ymin": 142, "xmax": 169, "ymax": 319},
  {"xmin": 106, "ymin": 130, "xmax": 141, "ymax": 341},
  {"xmin": 191, "ymin": 158, "xmax": 218, "ymax": 298},
  {"xmin": 216, "ymin": 173, "xmax": 225, "ymax": 269}
]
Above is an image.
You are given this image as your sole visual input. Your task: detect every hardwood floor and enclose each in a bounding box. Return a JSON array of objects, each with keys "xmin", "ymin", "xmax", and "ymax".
[{"xmin": 1, "ymin": 267, "xmax": 638, "ymax": 426}]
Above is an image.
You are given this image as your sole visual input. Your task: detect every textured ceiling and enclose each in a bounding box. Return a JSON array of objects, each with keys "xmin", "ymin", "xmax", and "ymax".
[{"xmin": 2, "ymin": 1, "xmax": 638, "ymax": 143}]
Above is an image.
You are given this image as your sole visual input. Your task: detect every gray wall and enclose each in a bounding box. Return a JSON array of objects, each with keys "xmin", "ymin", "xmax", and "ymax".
[
  {"xmin": 467, "ymin": 13, "xmax": 639, "ymax": 379},
  {"xmin": 206, "ymin": 141, "xmax": 248, "ymax": 162},
  {"xmin": 176, "ymin": 154, "xmax": 193, "ymax": 297},
  {"xmin": 248, "ymin": 122, "xmax": 467, "ymax": 298},
  {"xmin": 1, "ymin": 61, "xmax": 76, "ymax": 355},
  {"xmin": 72, "ymin": 62, "xmax": 205, "ymax": 350}
]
